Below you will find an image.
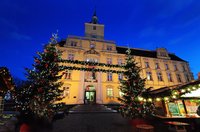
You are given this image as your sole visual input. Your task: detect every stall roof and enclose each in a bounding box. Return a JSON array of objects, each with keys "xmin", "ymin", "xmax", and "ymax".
[{"xmin": 149, "ymin": 80, "xmax": 200, "ymax": 98}]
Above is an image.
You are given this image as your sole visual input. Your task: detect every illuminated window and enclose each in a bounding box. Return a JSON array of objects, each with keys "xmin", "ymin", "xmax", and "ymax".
[
  {"xmin": 65, "ymin": 70, "xmax": 71, "ymax": 79},
  {"xmin": 176, "ymin": 74, "xmax": 182, "ymax": 82},
  {"xmin": 107, "ymin": 87, "xmax": 113, "ymax": 97},
  {"xmin": 155, "ymin": 63, "xmax": 160, "ymax": 69},
  {"xmin": 146, "ymin": 72, "xmax": 153, "ymax": 81},
  {"xmin": 157, "ymin": 72, "xmax": 163, "ymax": 81},
  {"xmin": 145, "ymin": 62, "xmax": 150, "ymax": 68},
  {"xmin": 107, "ymin": 46, "xmax": 112, "ymax": 51},
  {"xmin": 68, "ymin": 54, "xmax": 74, "ymax": 60},
  {"xmin": 107, "ymin": 72, "xmax": 112, "ymax": 81},
  {"xmin": 107, "ymin": 58, "xmax": 112, "ymax": 64},
  {"xmin": 63, "ymin": 87, "xmax": 70, "ymax": 98},
  {"xmin": 167, "ymin": 73, "xmax": 173, "ymax": 82}
]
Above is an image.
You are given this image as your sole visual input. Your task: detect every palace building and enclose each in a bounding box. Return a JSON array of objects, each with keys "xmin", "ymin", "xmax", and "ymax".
[{"xmin": 57, "ymin": 12, "xmax": 194, "ymax": 105}]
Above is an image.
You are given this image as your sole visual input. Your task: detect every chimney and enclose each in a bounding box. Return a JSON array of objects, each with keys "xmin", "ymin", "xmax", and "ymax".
[{"xmin": 198, "ymin": 72, "xmax": 200, "ymax": 80}]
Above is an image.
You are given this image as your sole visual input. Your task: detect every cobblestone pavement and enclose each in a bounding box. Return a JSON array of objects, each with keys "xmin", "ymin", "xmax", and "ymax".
[{"xmin": 53, "ymin": 105, "xmax": 133, "ymax": 132}]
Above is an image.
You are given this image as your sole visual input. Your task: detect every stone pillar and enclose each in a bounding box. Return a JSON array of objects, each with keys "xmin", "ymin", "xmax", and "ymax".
[
  {"xmin": 96, "ymin": 72, "xmax": 103, "ymax": 104},
  {"xmin": 77, "ymin": 71, "xmax": 84, "ymax": 104}
]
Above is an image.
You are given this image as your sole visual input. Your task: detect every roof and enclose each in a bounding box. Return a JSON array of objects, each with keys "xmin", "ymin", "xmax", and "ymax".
[
  {"xmin": 149, "ymin": 79, "xmax": 200, "ymax": 97},
  {"xmin": 58, "ymin": 40, "xmax": 186, "ymax": 62},
  {"xmin": 116, "ymin": 46, "xmax": 186, "ymax": 62}
]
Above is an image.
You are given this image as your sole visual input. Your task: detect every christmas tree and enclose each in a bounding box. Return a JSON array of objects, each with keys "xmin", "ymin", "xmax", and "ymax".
[
  {"xmin": 118, "ymin": 48, "xmax": 154, "ymax": 119},
  {"xmin": 24, "ymin": 32, "xmax": 64, "ymax": 120}
]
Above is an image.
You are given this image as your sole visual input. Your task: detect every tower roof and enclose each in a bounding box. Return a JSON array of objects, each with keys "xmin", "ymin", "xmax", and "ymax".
[{"xmin": 91, "ymin": 9, "xmax": 98, "ymax": 24}]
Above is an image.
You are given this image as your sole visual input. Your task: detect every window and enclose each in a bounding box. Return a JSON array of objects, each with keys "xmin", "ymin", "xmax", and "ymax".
[
  {"xmin": 107, "ymin": 72, "xmax": 112, "ymax": 81},
  {"xmin": 90, "ymin": 44, "xmax": 95, "ymax": 49},
  {"xmin": 185, "ymin": 74, "xmax": 190, "ymax": 82},
  {"xmin": 63, "ymin": 87, "xmax": 70, "ymax": 98},
  {"xmin": 155, "ymin": 63, "xmax": 160, "ymax": 69},
  {"xmin": 93, "ymin": 26, "xmax": 96, "ymax": 30},
  {"xmin": 118, "ymin": 73, "xmax": 123, "ymax": 81},
  {"xmin": 86, "ymin": 58, "xmax": 98, "ymax": 62},
  {"xmin": 145, "ymin": 62, "xmax": 150, "ymax": 68},
  {"xmin": 107, "ymin": 58, "xmax": 112, "ymax": 64},
  {"xmin": 160, "ymin": 52, "xmax": 167, "ymax": 57},
  {"xmin": 70, "ymin": 41, "xmax": 77, "ymax": 47},
  {"xmin": 165, "ymin": 64, "xmax": 169, "ymax": 70},
  {"xmin": 118, "ymin": 58, "xmax": 123, "ymax": 65},
  {"xmin": 107, "ymin": 46, "xmax": 112, "ymax": 51},
  {"xmin": 182, "ymin": 64, "xmax": 186, "ymax": 71},
  {"xmin": 174, "ymin": 64, "xmax": 178, "ymax": 71},
  {"xmin": 107, "ymin": 87, "xmax": 113, "ymax": 97},
  {"xmin": 157, "ymin": 72, "xmax": 163, "ymax": 81},
  {"xmin": 65, "ymin": 70, "xmax": 71, "ymax": 79},
  {"xmin": 176, "ymin": 74, "xmax": 182, "ymax": 82},
  {"xmin": 146, "ymin": 72, "xmax": 153, "ymax": 81},
  {"xmin": 167, "ymin": 73, "xmax": 173, "ymax": 82},
  {"xmin": 68, "ymin": 54, "xmax": 74, "ymax": 60}
]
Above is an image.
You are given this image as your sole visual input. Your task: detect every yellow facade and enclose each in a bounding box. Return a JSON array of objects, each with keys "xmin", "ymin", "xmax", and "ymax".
[{"xmin": 57, "ymin": 13, "xmax": 193, "ymax": 105}]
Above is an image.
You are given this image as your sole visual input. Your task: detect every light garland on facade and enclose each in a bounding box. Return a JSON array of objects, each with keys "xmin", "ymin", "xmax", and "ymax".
[
  {"xmin": 61, "ymin": 59, "xmax": 124, "ymax": 68},
  {"xmin": 61, "ymin": 66, "xmax": 124, "ymax": 73}
]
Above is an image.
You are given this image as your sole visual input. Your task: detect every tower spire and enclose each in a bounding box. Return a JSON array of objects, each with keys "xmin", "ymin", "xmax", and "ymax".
[{"xmin": 91, "ymin": 8, "xmax": 98, "ymax": 24}]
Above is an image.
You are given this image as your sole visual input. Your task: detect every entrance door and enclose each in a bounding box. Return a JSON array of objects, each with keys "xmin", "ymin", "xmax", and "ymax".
[{"xmin": 85, "ymin": 91, "xmax": 96, "ymax": 104}]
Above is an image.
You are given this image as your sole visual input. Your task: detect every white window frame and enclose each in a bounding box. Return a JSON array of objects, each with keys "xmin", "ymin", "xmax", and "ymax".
[
  {"xmin": 146, "ymin": 71, "xmax": 153, "ymax": 81},
  {"xmin": 157, "ymin": 72, "xmax": 163, "ymax": 81},
  {"xmin": 107, "ymin": 87, "xmax": 114, "ymax": 97}
]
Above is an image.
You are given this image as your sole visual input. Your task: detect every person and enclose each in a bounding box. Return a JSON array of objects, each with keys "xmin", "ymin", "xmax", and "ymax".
[{"xmin": 20, "ymin": 123, "xmax": 30, "ymax": 132}]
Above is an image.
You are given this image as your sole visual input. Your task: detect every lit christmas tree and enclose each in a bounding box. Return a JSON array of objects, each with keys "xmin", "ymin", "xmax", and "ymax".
[
  {"xmin": 24, "ymin": 32, "xmax": 64, "ymax": 120},
  {"xmin": 118, "ymin": 48, "xmax": 155, "ymax": 119}
]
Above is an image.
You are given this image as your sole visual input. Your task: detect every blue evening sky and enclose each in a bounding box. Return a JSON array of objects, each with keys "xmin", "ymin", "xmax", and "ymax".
[{"xmin": 0, "ymin": 0, "xmax": 200, "ymax": 80}]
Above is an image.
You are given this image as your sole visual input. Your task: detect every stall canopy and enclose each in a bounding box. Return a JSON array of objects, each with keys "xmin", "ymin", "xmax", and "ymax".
[{"xmin": 148, "ymin": 80, "xmax": 200, "ymax": 99}]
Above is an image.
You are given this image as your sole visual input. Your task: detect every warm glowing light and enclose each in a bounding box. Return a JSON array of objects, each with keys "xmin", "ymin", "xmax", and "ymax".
[
  {"xmin": 143, "ymin": 99, "xmax": 147, "ymax": 102},
  {"xmin": 138, "ymin": 97, "xmax": 143, "ymax": 101},
  {"xmin": 164, "ymin": 97, "xmax": 169, "ymax": 101},
  {"xmin": 181, "ymin": 89, "xmax": 185, "ymax": 93},
  {"xmin": 174, "ymin": 91, "xmax": 178, "ymax": 95},
  {"xmin": 156, "ymin": 98, "xmax": 161, "ymax": 101},
  {"xmin": 187, "ymin": 88, "xmax": 191, "ymax": 91},
  {"xmin": 192, "ymin": 87, "xmax": 196, "ymax": 90},
  {"xmin": 172, "ymin": 95, "xmax": 176, "ymax": 99},
  {"xmin": 148, "ymin": 98, "xmax": 152, "ymax": 102}
]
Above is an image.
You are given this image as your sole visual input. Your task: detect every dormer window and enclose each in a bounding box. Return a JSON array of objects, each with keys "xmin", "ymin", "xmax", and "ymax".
[
  {"xmin": 107, "ymin": 46, "xmax": 112, "ymax": 51},
  {"xmin": 156, "ymin": 48, "xmax": 170, "ymax": 59}
]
